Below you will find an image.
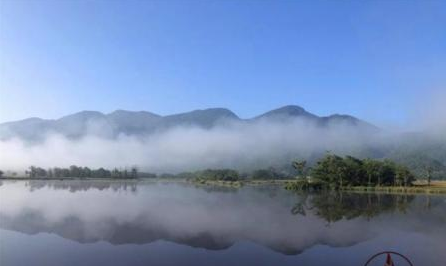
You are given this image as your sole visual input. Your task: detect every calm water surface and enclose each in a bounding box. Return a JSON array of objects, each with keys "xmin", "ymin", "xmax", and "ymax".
[{"xmin": 0, "ymin": 180, "xmax": 445, "ymax": 266}]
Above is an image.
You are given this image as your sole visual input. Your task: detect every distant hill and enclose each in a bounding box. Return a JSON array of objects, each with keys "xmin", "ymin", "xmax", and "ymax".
[{"xmin": 0, "ymin": 105, "xmax": 376, "ymax": 141}]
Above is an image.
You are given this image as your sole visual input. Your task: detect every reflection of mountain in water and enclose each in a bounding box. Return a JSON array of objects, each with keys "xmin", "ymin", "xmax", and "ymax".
[
  {"xmin": 0, "ymin": 211, "xmax": 234, "ymax": 250},
  {"xmin": 0, "ymin": 181, "xmax": 444, "ymax": 255}
]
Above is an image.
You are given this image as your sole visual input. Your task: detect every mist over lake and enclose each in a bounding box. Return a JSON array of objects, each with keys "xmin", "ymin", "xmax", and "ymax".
[
  {"xmin": 1, "ymin": 180, "xmax": 445, "ymax": 266},
  {"xmin": 2, "ymin": 0, "xmax": 446, "ymax": 265}
]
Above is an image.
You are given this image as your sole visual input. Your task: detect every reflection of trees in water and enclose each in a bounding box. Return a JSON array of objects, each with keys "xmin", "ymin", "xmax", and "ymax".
[
  {"xmin": 291, "ymin": 192, "xmax": 415, "ymax": 223},
  {"xmin": 291, "ymin": 193, "xmax": 313, "ymax": 216},
  {"xmin": 26, "ymin": 180, "xmax": 138, "ymax": 193},
  {"xmin": 195, "ymin": 185, "xmax": 239, "ymax": 194},
  {"xmin": 192, "ymin": 183, "xmax": 284, "ymax": 198}
]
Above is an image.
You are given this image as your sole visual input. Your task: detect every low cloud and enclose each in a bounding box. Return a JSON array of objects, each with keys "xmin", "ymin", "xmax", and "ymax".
[
  {"xmin": 0, "ymin": 118, "xmax": 379, "ymax": 172},
  {"xmin": 2, "ymin": 91, "xmax": 445, "ymax": 173},
  {"xmin": 417, "ymin": 90, "xmax": 446, "ymax": 135}
]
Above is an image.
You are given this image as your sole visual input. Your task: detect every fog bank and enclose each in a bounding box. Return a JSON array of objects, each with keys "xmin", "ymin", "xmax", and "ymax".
[{"xmin": 0, "ymin": 118, "xmax": 380, "ymax": 172}]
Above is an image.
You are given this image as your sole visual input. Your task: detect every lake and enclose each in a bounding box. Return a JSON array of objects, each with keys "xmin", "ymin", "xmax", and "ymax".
[{"xmin": 0, "ymin": 180, "xmax": 445, "ymax": 266}]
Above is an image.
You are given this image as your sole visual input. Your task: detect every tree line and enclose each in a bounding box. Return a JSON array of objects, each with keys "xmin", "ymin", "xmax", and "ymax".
[
  {"xmin": 0, "ymin": 153, "xmax": 428, "ymax": 186},
  {"xmin": 167, "ymin": 167, "xmax": 291, "ymax": 182},
  {"xmin": 0, "ymin": 166, "xmax": 287, "ymax": 180},
  {"xmin": 25, "ymin": 165, "xmax": 140, "ymax": 179},
  {"xmin": 288, "ymin": 153, "xmax": 416, "ymax": 190}
]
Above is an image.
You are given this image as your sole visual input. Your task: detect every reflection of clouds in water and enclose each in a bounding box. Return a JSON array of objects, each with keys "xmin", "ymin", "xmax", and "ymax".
[{"xmin": 0, "ymin": 181, "xmax": 445, "ymax": 256}]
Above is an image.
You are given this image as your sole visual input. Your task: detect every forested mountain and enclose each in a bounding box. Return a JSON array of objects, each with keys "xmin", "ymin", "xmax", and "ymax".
[{"xmin": 0, "ymin": 105, "xmax": 374, "ymax": 141}]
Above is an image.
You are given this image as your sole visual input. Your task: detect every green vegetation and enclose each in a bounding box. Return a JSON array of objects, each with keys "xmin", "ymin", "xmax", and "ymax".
[
  {"xmin": 31, "ymin": 165, "xmax": 136, "ymax": 179},
  {"xmin": 286, "ymin": 153, "xmax": 416, "ymax": 191},
  {"xmin": 8, "ymin": 165, "xmax": 145, "ymax": 179},
  {"xmin": 292, "ymin": 160, "xmax": 308, "ymax": 178},
  {"xmin": 250, "ymin": 167, "xmax": 288, "ymax": 180},
  {"xmin": 198, "ymin": 169, "xmax": 240, "ymax": 181},
  {"xmin": 190, "ymin": 167, "xmax": 294, "ymax": 187},
  {"xmin": 0, "ymin": 152, "xmax": 443, "ymax": 195},
  {"xmin": 188, "ymin": 169, "xmax": 241, "ymax": 187}
]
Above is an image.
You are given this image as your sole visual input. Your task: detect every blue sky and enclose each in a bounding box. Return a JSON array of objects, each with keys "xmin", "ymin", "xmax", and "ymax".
[{"xmin": 1, "ymin": 0, "xmax": 445, "ymax": 126}]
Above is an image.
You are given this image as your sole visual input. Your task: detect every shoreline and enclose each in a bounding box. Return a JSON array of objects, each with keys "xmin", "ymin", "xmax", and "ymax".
[
  {"xmin": 190, "ymin": 179, "xmax": 290, "ymax": 188},
  {"xmin": 340, "ymin": 185, "xmax": 446, "ymax": 194},
  {"xmin": 1, "ymin": 177, "xmax": 446, "ymax": 194},
  {"xmin": 191, "ymin": 179, "xmax": 446, "ymax": 194}
]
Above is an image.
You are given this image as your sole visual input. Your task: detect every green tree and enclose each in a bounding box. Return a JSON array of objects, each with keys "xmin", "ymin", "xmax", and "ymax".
[
  {"xmin": 27, "ymin": 166, "xmax": 37, "ymax": 178},
  {"xmin": 306, "ymin": 154, "xmax": 416, "ymax": 190},
  {"xmin": 343, "ymin": 156, "xmax": 365, "ymax": 186},
  {"xmin": 69, "ymin": 165, "xmax": 81, "ymax": 177},
  {"xmin": 111, "ymin": 168, "xmax": 121, "ymax": 178},
  {"xmin": 131, "ymin": 166, "xmax": 138, "ymax": 178},
  {"xmin": 363, "ymin": 158, "xmax": 381, "ymax": 186},
  {"xmin": 426, "ymin": 166, "xmax": 433, "ymax": 186},
  {"xmin": 83, "ymin": 167, "xmax": 92, "ymax": 178},
  {"xmin": 292, "ymin": 160, "xmax": 307, "ymax": 179},
  {"xmin": 200, "ymin": 169, "xmax": 240, "ymax": 181},
  {"xmin": 311, "ymin": 154, "xmax": 347, "ymax": 189}
]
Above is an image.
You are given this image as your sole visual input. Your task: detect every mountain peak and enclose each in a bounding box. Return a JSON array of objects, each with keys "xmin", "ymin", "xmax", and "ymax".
[
  {"xmin": 320, "ymin": 114, "xmax": 378, "ymax": 130},
  {"xmin": 107, "ymin": 110, "xmax": 161, "ymax": 118},
  {"xmin": 256, "ymin": 105, "xmax": 318, "ymax": 120},
  {"xmin": 162, "ymin": 108, "xmax": 240, "ymax": 128},
  {"xmin": 192, "ymin": 108, "xmax": 239, "ymax": 118},
  {"xmin": 271, "ymin": 105, "xmax": 306, "ymax": 114},
  {"xmin": 58, "ymin": 111, "xmax": 105, "ymax": 121}
]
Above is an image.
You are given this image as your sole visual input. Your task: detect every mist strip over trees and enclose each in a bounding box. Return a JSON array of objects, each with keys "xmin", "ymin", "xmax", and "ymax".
[{"xmin": 0, "ymin": 100, "xmax": 445, "ymax": 179}]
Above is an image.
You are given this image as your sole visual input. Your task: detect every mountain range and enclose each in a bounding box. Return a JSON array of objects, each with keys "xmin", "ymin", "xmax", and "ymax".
[{"xmin": 0, "ymin": 105, "xmax": 377, "ymax": 141}]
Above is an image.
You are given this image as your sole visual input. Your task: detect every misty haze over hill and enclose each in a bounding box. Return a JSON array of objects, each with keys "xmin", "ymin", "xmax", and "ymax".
[
  {"xmin": 0, "ymin": 105, "xmax": 376, "ymax": 141},
  {"xmin": 0, "ymin": 105, "xmax": 444, "ymax": 177}
]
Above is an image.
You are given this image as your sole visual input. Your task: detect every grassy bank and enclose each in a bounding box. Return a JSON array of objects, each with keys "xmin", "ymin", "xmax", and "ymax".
[
  {"xmin": 191, "ymin": 178, "xmax": 243, "ymax": 188},
  {"xmin": 190, "ymin": 178, "xmax": 291, "ymax": 188},
  {"xmin": 190, "ymin": 179, "xmax": 446, "ymax": 194}
]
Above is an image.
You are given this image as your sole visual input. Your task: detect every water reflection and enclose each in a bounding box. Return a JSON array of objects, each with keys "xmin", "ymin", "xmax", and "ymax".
[
  {"xmin": 291, "ymin": 192, "xmax": 415, "ymax": 222},
  {"xmin": 0, "ymin": 180, "xmax": 445, "ymax": 265},
  {"xmin": 25, "ymin": 179, "xmax": 140, "ymax": 193}
]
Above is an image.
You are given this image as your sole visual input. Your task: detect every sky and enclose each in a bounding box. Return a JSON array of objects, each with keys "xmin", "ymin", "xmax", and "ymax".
[{"xmin": 0, "ymin": 0, "xmax": 445, "ymax": 126}]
